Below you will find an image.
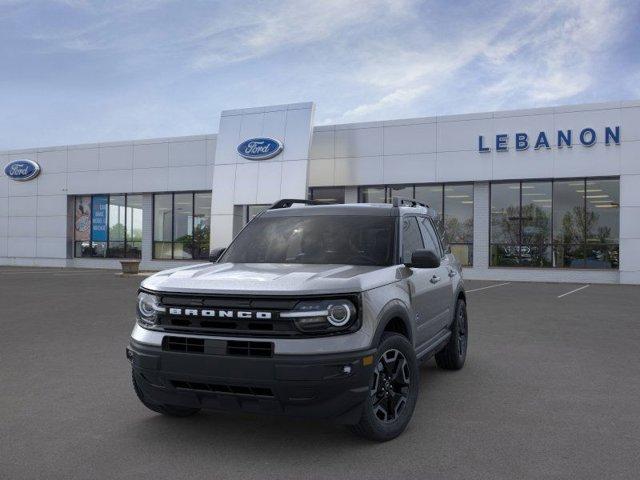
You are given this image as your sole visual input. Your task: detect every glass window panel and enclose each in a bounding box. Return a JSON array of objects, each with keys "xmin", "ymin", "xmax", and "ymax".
[
  {"xmin": 401, "ymin": 217, "xmax": 424, "ymax": 264},
  {"xmin": 154, "ymin": 194, "xmax": 173, "ymax": 243},
  {"xmin": 585, "ymin": 244, "xmax": 618, "ymax": 269},
  {"xmin": 553, "ymin": 244, "xmax": 586, "ymax": 268},
  {"xmin": 585, "ymin": 179, "xmax": 619, "ymax": 244},
  {"xmin": 247, "ymin": 205, "xmax": 270, "ymax": 223},
  {"xmin": 451, "ymin": 244, "xmax": 473, "ymax": 267},
  {"xmin": 359, "ymin": 186, "xmax": 386, "ymax": 203},
  {"xmin": 490, "ymin": 244, "xmax": 520, "ymax": 267},
  {"xmin": 415, "ymin": 185, "xmax": 443, "ymax": 215},
  {"xmin": 107, "ymin": 241, "xmax": 125, "ymax": 258},
  {"xmin": 173, "ymin": 193, "xmax": 194, "ymax": 259},
  {"xmin": 491, "ymin": 183, "xmax": 520, "ymax": 245},
  {"xmin": 520, "ymin": 181, "xmax": 552, "ymax": 267},
  {"xmin": 444, "ymin": 184, "xmax": 473, "ymax": 244},
  {"xmin": 92, "ymin": 241, "xmax": 107, "ymax": 258},
  {"xmin": 154, "ymin": 242, "xmax": 172, "ymax": 260},
  {"xmin": 126, "ymin": 195, "xmax": 143, "ymax": 243},
  {"xmin": 388, "ymin": 185, "xmax": 413, "ymax": 202},
  {"xmin": 74, "ymin": 196, "xmax": 91, "ymax": 242},
  {"xmin": 108, "ymin": 195, "xmax": 126, "ymax": 242},
  {"xmin": 309, "ymin": 187, "xmax": 345, "ymax": 204},
  {"xmin": 418, "ymin": 217, "xmax": 440, "ymax": 255},
  {"xmin": 553, "ymin": 180, "xmax": 586, "ymax": 245},
  {"xmin": 194, "ymin": 193, "xmax": 211, "ymax": 259}
]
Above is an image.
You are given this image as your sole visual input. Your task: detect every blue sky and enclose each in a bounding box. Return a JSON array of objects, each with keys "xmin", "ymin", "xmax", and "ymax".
[{"xmin": 1, "ymin": 0, "xmax": 639, "ymax": 150}]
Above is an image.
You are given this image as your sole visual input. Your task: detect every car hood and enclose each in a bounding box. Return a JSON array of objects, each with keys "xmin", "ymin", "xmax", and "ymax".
[{"xmin": 141, "ymin": 262, "xmax": 399, "ymax": 295}]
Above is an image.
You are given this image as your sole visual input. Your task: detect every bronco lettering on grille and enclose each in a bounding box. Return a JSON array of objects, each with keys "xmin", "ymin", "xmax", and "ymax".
[{"xmin": 168, "ymin": 308, "xmax": 272, "ymax": 320}]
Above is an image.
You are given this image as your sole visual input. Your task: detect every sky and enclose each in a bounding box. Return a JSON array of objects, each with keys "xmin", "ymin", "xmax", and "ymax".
[{"xmin": 1, "ymin": 0, "xmax": 639, "ymax": 150}]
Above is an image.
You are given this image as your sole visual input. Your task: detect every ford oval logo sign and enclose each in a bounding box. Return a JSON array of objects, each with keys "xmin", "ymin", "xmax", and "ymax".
[
  {"xmin": 4, "ymin": 159, "xmax": 41, "ymax": 182},
  {"xmin": 237, "ymin": 137, "xmax": 283, "ymax": 160}
]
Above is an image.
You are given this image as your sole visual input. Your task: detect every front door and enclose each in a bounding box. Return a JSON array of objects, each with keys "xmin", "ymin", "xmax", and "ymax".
[{"xmin": 401, "ymin": 216, "xmax": 447, "ymax": 349}]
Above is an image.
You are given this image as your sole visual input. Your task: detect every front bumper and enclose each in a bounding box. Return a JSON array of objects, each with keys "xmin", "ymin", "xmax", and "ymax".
[{"xmin": 128, "ymin": 339, "xmax": 376, "ymax": 424}]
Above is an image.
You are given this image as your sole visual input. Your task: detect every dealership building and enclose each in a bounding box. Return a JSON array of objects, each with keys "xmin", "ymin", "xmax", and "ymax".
[{"xmin": 1, "ymin": 100, "xmax": 639, "ymax": 284}]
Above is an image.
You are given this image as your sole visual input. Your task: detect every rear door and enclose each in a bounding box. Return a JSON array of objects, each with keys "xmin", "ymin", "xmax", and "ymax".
[{"xmin": 400, "ymin": 216, "xmax": 442, "ymax": 349}]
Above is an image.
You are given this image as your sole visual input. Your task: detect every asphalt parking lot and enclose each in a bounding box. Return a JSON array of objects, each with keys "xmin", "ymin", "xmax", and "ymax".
[{"xmin": 1, "ymin": 268, "xmax": 639, "ymax": 480}]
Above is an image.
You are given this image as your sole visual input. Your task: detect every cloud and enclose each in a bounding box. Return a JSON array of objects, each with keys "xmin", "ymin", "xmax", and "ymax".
[
  {"xmin": 334, "ymin": 0, "xmax": 627, "ymax": 122},
  {"xmin": 190, "ymin": 0, "xmax": 415, "ymax": 70}
]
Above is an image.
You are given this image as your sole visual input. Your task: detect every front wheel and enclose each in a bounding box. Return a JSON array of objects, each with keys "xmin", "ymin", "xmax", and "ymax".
[
  {"xmin": 435, "ymin": 298, "xmax": 468, "ymax": 370},
  {"xmin": 350, "ymin": 333, "xmax": 419, "ymax": 441}
]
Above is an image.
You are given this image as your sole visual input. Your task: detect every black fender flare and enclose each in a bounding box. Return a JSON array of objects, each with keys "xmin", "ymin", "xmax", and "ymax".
[{"xmin": 371, "ymin": 299, "xmax": 414, "ymax": 347}]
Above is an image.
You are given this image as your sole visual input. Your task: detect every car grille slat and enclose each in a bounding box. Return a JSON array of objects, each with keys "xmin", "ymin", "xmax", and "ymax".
[{"xmin": 171, "ymin": 380, "xmax": 274, "ymax": 398}]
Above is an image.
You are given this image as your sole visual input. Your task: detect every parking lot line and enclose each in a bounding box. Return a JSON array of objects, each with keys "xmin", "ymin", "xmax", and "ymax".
[
  {"xmin": 557, "ymin": 284, "xmax": 590, "ymax": 298},
  {"xmin": 466, "ymin": 282, "xmax": 511, "ymax": 293}
]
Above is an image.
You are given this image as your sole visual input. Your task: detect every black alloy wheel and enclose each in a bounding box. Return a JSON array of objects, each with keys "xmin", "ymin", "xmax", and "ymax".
[
  {"xmin": 371, "ymin": 349, "xmax": 411, "ymax": 423},
  {"xmin": 435, "ymin": 298, "xmax": 468, "ymax": 370},
  {"xmin": 350, "ymin": 333, "xmax": 419, "ymax": 441}
]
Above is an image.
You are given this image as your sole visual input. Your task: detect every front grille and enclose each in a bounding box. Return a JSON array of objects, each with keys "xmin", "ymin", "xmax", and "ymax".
[
  {"xmin": 171, "ymin": 380, "xmax": 274, "ymax": 398},
  {"xmin": 227, "ymin": 340, "xmax": 273, "ymax": 357},
  {"xmin": 156, "ymin": 294, "xmax": 300, "ymax": 337},
  {"xmin": 152, "ymin": 292, "xmax": 360, "ymax": 338},
  {"xmin": 162, "ymin": 336, "xmax": 273, "ymax": 357}
]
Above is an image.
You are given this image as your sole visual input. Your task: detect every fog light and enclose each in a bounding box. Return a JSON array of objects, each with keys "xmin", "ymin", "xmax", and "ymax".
[{"xmin": 342, "ymin": 365, "xmax": 352, "ymax": 375}]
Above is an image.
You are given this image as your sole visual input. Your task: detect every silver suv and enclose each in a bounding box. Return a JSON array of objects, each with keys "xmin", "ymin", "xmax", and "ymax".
[{"xmin": 127, "ymin": 198, "xmax": 468, "ymax": 441}]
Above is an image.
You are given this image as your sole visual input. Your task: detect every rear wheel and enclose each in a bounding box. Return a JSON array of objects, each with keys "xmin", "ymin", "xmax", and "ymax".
[
  {"xmin": 350, "ymin": 333, "xmax": 419, "ymax": 441},
  {"xmin": 132, "ymin": 371, "xmax": 200, "ymax": 417},
  {"xmin": 435, "ymin": 298, "xmax": 468, "ymax": 370}
]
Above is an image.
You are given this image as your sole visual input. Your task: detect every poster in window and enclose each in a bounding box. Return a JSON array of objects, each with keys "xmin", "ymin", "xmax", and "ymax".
[
  {"xmin": 74, "ymin": 196, "xmax": 91, "ymax": 241},
  {"xmin": 91, "ymin": 195, "xmax": 108, "ymax": 242}
]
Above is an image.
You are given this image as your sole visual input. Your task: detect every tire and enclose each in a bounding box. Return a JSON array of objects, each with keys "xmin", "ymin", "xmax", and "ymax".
[
  {"xmin": 350, "ymin": 333, "xmax": 419, "ymax": 442},
  {"xmin": 132, "ymin": 371, "xmax": 200, "ymax": 417},
  {"xmin": 435, "ymin": 298, "xmax": 468, "ymax": 370}
]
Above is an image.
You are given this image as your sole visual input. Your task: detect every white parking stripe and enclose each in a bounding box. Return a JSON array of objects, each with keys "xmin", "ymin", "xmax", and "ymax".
[
  {"xmin": 466, "ymin": 282, "xmax": 511, "ymax": 293},
  {"xmin": 557, "ymin": 284, "xmax": 590, "ymax": 298}
]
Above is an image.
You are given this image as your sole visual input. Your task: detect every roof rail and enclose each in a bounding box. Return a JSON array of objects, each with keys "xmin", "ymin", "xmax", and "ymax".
[
  {"xmin": 391, "ymin": 196, "xmax": 429, "ymax": 208},
  {"xmin": 269, "ymin": 198, "xmax": 323, "ymax": 210}
]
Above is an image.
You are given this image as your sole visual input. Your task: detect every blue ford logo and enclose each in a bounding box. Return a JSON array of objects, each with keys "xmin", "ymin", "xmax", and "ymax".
[
  {"xmin": 4, "ymin": 159, "xmax": 41, "ymax": 181},
  {"xmin": 237, "ymin": 137, "xmax": 283, "ymax": 160}
]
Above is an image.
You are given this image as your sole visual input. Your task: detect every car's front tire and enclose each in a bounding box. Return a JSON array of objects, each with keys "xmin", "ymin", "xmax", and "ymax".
[
  {"xmin": 435, "ymin": 298, "xmax": 468, "ymax": 370},
  {"xmin": 132, "ymin": 371, "xmax": 200, "ymax": 417},
  {"xmin": 350, "ymin": 333, "xmax": 419, "ymax": 441}
]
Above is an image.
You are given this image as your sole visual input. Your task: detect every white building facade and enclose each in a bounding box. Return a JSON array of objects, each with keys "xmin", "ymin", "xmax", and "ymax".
[{"xmin": 1, "ymin": 100, "xmax": 639, "ymax": 284}]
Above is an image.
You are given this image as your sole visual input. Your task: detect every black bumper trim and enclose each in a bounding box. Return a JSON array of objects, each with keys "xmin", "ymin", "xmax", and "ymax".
[{"xmin": 129, "ymin": 339, "xmax": 376, "ymax": 424}]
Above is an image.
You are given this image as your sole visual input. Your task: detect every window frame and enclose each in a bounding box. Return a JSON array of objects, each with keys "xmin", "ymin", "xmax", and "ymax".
[
  {"xmin": 73, "ymin": 193, "xmax": 142, "ymax": 259},
  {"xmin": 151, "ymin": 191, "xmax": 212, "ymax": 260},
  {"xmin": 358, "ymin": 182, "xmax": 473, "ymax": 266},
  {"xmin": 488, "ymin": 176, "xmax": 620, "ymax": 269}
]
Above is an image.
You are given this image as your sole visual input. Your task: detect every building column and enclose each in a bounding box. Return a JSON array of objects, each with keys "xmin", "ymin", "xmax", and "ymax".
[
  {"xmin": 472, "ymin": 182, "xmax": 490, "ymax": 271},
  {"xmin": 141, "ymin": 193, "xmax": 153, "ymax": 263},
  {"xmin": 619, "ymin": 173, "xmax": 640, "ymax": 284}
]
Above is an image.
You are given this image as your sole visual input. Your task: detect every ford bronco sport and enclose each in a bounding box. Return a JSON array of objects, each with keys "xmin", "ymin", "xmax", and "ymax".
[{"xmin": 128, "ymin": 197, "xmax": 468, "ymax": 441}]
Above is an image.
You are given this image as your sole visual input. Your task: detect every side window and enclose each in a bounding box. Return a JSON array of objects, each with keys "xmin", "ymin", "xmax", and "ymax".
[
  {"xmin": 419, "ymin": 217, "xmax": 443, "ymax": 257},
  {"xmin": 402, "ymin": 217, "xmax": 424, "ymax": 264}
]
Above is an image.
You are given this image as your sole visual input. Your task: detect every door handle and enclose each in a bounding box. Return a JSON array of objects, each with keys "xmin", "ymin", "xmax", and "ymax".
[
  {"xmin": 430, "ymin": 275, "xmax": 441, "ymax": 284},
  {"xmin": 448, "ymin": 269, "xmax": 457, "ymax": 277}
]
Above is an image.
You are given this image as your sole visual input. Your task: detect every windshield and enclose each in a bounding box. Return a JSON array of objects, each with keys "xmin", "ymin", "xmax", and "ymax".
[{"xmin": 220, "ymin": 215, "xmax": 397, "ymax": 266}]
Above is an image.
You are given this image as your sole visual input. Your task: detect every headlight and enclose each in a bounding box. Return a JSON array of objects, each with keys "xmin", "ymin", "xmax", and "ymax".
[
  {"xmin": 281, "ymin": 299, "xmax": 358, "ymax": 334},
  {"xmin": 136, "ymin": 292, "xmax": 164, "ymax": 327}
]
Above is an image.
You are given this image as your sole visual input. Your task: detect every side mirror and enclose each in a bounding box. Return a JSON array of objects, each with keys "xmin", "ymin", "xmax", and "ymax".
[
  {"xmin": 209, "ymin": 247, "xmax": 226, "ymax": 263},
  {"xmin": 406, "ymin": 249, "xmax": 440, "ymax": 268}
]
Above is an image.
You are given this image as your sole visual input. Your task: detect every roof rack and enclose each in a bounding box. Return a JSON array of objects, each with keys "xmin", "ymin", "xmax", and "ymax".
[
  {"xmin": 391, "ymin": 196, "xmax": 429, "ymax": 208},
  {"xmin": 269, "ymin": 198, "xmax": 323, "ymax": 210}
]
